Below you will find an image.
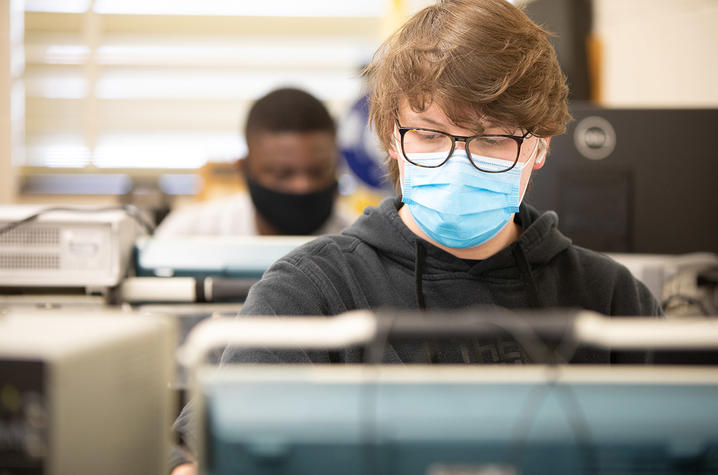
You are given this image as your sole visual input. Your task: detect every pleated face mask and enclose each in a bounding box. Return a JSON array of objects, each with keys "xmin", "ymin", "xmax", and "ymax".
[{"xmin": 400, "ymin": 141, "xmax": 541, "ymax": 249}]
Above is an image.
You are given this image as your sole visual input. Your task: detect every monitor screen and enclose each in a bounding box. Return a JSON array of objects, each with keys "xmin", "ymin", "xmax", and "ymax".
[
  {"xmin": 524, "ymin": 104, "xmax": 718, "ymax": 253},
  {"xmin": 199, "ymin": 365, "xmax": 718, "ymax": 475}
]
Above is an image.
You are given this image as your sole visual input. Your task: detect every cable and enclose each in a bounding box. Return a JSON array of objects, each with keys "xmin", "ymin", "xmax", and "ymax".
[
  {"xmin": 362, "ymin": 310, "xmax": 599, "ymax": 473},
  {"xmin": 481, "ymin": 315, "xmax": 556, "ymax": 364},
  {"xmin": 555, "ymin": 320, "xmax": 583, "ymax": 364},
  {"xmin": 496, "ymin": 324, "xmax": 597, "ymax": 474},
  {"xmin": 436, "ymin": 311, "xmax": 598, "ymax": 474},
  {"xmin": 359, "ymin": 312, "xmax": 399, "ymax": 475},
  {"xmin": 504, "ymin": 367, "xmax": 599, "ymax": 473},
  {"xmin": 507, "ymin": 370, "xmax": 599, "ymax": 475},
  {"xmin": 480, "ymin": 312, "xmax": 599, "ymax": 474},
  {"xmin": 118, "ymin": 204, "xmax": 156, "ymax": 234},
  {"xmin": 0, "ymin": 205, "xmax": 155, "ymax": 237}
]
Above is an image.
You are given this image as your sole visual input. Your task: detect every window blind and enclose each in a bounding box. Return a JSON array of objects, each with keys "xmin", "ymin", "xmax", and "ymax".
[{"xmin": 23, "ymin": 0, "xmax": 386, "ymax": 171}]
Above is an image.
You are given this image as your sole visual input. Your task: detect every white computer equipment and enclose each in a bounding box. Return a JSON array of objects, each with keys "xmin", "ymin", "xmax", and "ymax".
[
  {"xmin": 123, "ymin": 235, "xmax": 313, "ymax": 304},
  {"xmin": 0, "ymin": 205, "xmax": 142, "ymax": 290},
  {"xmin": 608, "ymin": 252, "xmax": 718, "ymax": 315},
  {"xmin": 134, "ymin": 235, "xmax": 312, "ymax": 279},
  {"xmin": 0, "ymin": 308, "xmax": 175, "ymax": 475}
]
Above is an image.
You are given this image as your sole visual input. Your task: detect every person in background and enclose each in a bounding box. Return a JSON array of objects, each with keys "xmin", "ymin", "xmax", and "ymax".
[{"xmin": 155, "ymin": 87, "xmax": 352, "ymax": 237}]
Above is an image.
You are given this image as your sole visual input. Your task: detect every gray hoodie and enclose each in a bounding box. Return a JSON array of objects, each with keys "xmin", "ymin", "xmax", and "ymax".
[
  {"xmin": 240, "ymin": 196, "xmax": 659, "ymax": 318},
  {"xmin": 226, "ymin": 197, "xmax": 660, "ymax": 365}
]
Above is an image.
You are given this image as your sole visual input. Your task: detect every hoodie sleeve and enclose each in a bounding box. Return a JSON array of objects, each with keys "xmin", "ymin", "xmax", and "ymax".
[
  {"xmin": 240, "ymin": 256, "xmax": 330, "ymax": 317},
  {"xmin": 168, "ymin": 257, "xmax": 330, "ymax": 473},
  {"xmin": 216, "ymin": 252, "xmax": 341, "ymax": 365},
  {"xmin": 607, "ymin": 265, "xmax": 663, "ymax": 364},
  {"xmin": 609, "ymin": 264, "xmax": 664, "ymax": 317}
]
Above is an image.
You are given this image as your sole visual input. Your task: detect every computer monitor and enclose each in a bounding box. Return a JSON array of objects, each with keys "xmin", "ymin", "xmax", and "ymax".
[
  {"xmin": 0, "ymin": 308, "xmax": 175, "ymax": 475},
  {"xmin": 524, "ymin": 104, "xmax": 718, "ymax": 253},
  {"xmin": 183, "ymin": 312, "xmax": 718, "ymax": 475},
  {"xmin": 198, "ymin": 365, "xmax": 718, "ymax": 475}
]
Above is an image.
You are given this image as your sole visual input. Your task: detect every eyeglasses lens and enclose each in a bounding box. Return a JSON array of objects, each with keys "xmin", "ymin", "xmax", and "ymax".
[{"xmin": 402, "ymin": 129, "xmax": 518, "ymax": 172}]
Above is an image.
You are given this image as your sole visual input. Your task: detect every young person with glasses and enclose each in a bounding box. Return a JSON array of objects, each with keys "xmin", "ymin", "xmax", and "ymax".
[
  {"xmin": 170, "ymin": 2, "xmax": 660, "ymax": 471},
  {"xmin": 233, "ymin": 0, "xmax": 659, "ymax": 327}
]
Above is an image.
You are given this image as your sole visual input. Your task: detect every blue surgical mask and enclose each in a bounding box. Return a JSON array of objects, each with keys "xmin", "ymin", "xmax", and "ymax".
[{"xmin": 400, "ymin": 149, "xmax": 528, "ymax": 249}]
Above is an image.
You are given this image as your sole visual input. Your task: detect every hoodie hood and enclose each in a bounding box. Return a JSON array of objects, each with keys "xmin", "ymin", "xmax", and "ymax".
[
  {"xmin": 344, "ymin": 197, "xmax": 572, "ymax": 310},
  {"xmin": 344, "ymin": 196, "xmax": 572, "ymax": 278}
]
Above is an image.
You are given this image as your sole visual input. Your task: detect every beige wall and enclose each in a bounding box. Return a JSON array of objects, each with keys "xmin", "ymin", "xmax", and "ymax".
[{"xmin": 594, "ymin": 0, "xmax": 718, "ymax": 107}]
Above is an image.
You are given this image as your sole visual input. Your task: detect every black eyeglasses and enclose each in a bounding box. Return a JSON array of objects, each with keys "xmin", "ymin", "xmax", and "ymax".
[{"xmin": 396, "ymin": 122, "xmax": 531, "ymax": 173}]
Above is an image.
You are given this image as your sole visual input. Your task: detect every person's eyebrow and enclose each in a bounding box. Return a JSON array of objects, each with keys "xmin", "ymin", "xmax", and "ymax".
[
  {"xmin": 400, "ymin": 116, "xmax": 447, "ymax": 129},
  {"xmin": 403, "ymin": 112, "xmax": 517, "ymax": 136},
  {"xmin": 418, "ymin": 117, "xmax": 447, "ymax": 129},
  {"xmin": 407, "ymin": 116, "xmax": 493, "ymax": 135}
]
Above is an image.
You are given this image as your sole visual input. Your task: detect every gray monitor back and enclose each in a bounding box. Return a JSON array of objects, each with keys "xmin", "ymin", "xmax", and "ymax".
[{"xmin": 524, "ymin": 104, "xmax": 718, "ymax": 253}]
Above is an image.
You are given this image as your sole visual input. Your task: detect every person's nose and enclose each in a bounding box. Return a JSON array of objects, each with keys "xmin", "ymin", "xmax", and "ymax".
[
  {"xmin": 448, "ymin": 139, "xmax": 468, "ymax": 160},
  {"xmin": 285, "ymin": 174, "xmax": 315, "ymax": 194}
]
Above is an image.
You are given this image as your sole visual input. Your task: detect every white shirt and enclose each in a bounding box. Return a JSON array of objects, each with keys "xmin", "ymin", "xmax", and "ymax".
[{"xmin": 155, "ymin": 193, "xmax": 352, "ymax": 237}]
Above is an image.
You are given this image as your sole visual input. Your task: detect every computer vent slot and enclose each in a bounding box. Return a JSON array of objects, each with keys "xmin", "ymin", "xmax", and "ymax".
[
  {"xmin": 0, "ymin": 253, "xmax": 60, "ymax": 270},
  {"xmin": 0, "ymin": 226, "xmax": 61, "ymax": 247}
]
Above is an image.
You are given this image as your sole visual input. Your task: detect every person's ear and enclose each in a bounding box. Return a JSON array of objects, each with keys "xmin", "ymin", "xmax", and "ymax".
[
  {"xmin": 236, "ymin": 156, "xmax": 249, "ymax": 172},
  {"xmin": 533, "ymin": 137, "xmax": 550, "ymax": 170},
  {"xmin": 236, "ymin": 157, "xmax": 250, "ymax": 183},
  {"xmin": 388, "ymin": 146, "xmax": 399, "ymax": 161},
  {"xmin": 388, "ymin": 130, "xmax": 400, "ymax": 161}
]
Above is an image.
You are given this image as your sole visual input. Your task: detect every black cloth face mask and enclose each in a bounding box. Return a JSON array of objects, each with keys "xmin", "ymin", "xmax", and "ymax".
[{"xmin": 246, "ymin": 176, "xmax": 337, "ymax": 235}]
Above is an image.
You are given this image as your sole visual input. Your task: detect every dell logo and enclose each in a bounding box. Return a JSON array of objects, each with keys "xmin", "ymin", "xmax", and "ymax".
[
  {"xmin": 574, "ymin": 116, "xmax": 616, "ymax": 160},
  {"xmin": 584, "ymin": 127, "xmax": 608, "ymax": 148}
]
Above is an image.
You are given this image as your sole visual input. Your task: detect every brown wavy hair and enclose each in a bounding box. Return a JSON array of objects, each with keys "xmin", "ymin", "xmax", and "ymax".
[{"xmin": 363, "ymin": 0, "xmax": 571, "ymax": 190}]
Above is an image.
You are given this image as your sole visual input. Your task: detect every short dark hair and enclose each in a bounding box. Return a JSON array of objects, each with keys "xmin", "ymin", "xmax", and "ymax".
[{"xmin": 244, "ymin": 88, "xmax": 336, "ymax": 140}]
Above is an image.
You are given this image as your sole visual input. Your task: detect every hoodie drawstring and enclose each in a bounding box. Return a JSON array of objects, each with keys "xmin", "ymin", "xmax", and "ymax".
[
  {"xmin": 413, "ymin": 241, "xmax": 541, "ymax": 363},
  {"xmin": 415, "ymin": 241, "xmax": 542, "ymax": 310},
  {"xmin": 512, "ymin": 243, "xmax": 542, "ymax": 308},
  {"xmin": 414, "ymin": 241, "xmax": 427, "ymax": 310},
  {"xmin": 414, "ymin": 241, "xmax": 440, "ymax": 363}
]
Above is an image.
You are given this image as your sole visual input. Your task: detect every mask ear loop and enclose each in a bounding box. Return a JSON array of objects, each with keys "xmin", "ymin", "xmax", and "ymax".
[
  {"xmin": 534, "ymin": 138, "xmax": 548, "ymax": 165},
  {"xmin": 393, "ymin": 126, "xmax": 406, "ymax": 192},
  {"xmin": 518, "ymin": 137, "xmax": 547, "ymax": 203}
]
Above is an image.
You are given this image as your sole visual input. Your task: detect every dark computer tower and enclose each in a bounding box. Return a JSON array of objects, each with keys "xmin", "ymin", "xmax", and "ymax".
[{"xmin": 523, "ymin": 0, "xmax": 593, "ymax": 101}]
